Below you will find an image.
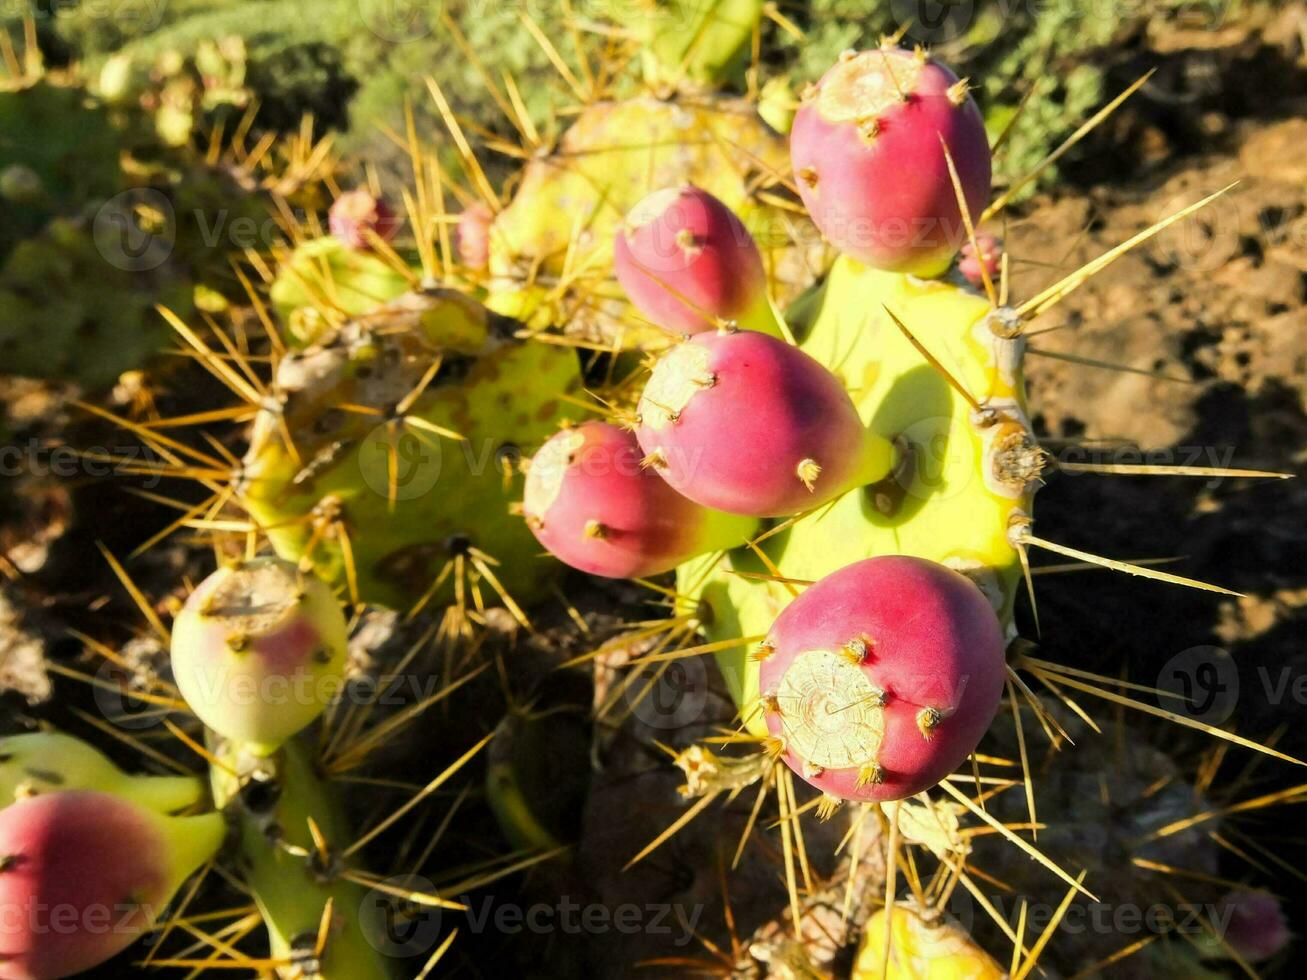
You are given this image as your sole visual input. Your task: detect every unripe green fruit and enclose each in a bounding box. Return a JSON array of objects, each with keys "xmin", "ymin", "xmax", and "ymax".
[
  {"xmin": 170, "ymin": 558, "xmax": 348, "ymax": 754},
  {"xmin": 0, "ymin": 732, "xmax": 204, "ymax": 814}
]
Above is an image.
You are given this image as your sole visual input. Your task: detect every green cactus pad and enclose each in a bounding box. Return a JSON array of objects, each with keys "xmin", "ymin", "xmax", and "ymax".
[
  {"xmin": 605, "ymin": 0, "xmax": 765, "ymax": 89},
  {"xmin": 240, "ymin": 288, "xmax": 584, "ymax": 610}
]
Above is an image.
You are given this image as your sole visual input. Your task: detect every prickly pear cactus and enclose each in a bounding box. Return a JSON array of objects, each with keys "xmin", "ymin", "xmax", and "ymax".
[
  {"xmin": 682, "ymin": 259, "xmax": 1032, "ymax": 730},
  {"xmin": 240, "ymin": 287, "xmax": 584, "ymax": 609},
  {"xmin": 487, "ymin": 95, "xmax": 826, "ymax": 345}
]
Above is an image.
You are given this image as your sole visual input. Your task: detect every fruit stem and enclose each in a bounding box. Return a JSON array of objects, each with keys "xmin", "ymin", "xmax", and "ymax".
[
  {"xmin": 163, "ymin": 811, "xmax": 228, "ymax": 895},
  {"xmin": 120, "ymin": 773, "xmax": 208, "ymax": 814}
]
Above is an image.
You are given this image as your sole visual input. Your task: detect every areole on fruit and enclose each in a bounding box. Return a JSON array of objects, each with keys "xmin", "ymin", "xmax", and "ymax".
[
  {"xmin": 636, "ymin": 328, "xmax": 895, "ymax": 517},
  {"xmin": 0, "ymin": 790, "xmax": 225, "ymax": 980},
  {"xmin": 757, "ymin": 556, "xmax": 1006, "ymax": 804},
  {"xmin": 523, "ymin": 420, "xmax": 756, "ymax": 579},
  {"xmin": 169, "ymin": 557, "xmax": 348, "ymax": 753}
]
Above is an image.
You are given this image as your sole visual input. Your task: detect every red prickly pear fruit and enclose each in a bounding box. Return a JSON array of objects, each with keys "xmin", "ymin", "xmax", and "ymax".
[
  {"xmin": 170, "ymin": 557, "xmax": 348, "ymax": 753},
  {"xmin": 0, "ymin": 790, "xmax": 224, "ymax": 979},
  {"xmin": 959, "ymin": 234, "xmax": 1002, "ymax": 287},
  {"xmin": 524, "ymin": 421, "xmax": 756, "ymax": 578},
  {"xmin": 757, "ymin": 556, "xmax": 1006, "ymax": 802},
  {"xmin": 614, "ymin": 186, "xmax": 777, "ymax": 336},
  {"xmin": 790, "ymin": 47, "xmax": 992, "ymax": 277},
  {"xmin": 328, "ymin": 188, "xmax": 400, "ymax": 251},
  {"xmin": 457, "ymin": 202, "xmax": 494, "ymax": 270},
  {"xmin": 635, "ymin": 329, "xmax": 893, "ymax": 517},
  {"xmin": 1215, "ymin": 890, "xmax": 1291, "ymax": 963}
]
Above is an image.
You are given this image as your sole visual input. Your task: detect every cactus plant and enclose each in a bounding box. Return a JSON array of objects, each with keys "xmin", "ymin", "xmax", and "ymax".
[{"xmin": 10, "ymin": 9, "xmax": 1301, "ymax": 980}]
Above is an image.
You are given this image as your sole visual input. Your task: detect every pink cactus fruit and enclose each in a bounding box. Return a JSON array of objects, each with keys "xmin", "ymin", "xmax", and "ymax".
[
  {"xmin": 1216, "ymin": 890, "xmax": 1291, "ymax": 963},
  {"xmin": 0, "ymin": 790, "xmax": 224, "ymax": 980},
  {"xmin": 959, "ymin": 233, "xmax": 1002, "ymax": 287},
  {"xmin": 790, "ymin": 46, "xmax": 992, "ymax": 277},
  {"xmin": 758, "ymin": 556, "xmax": 1006, "ymax": 803},
  {"xmin": 169, "ymin": 557, "xmax": 348, "ymax": 753},
  {"xmin": 524, "ymin": 420, "xmax": 755, "ymax": 578},
  {"xmin": 613, "ymin": 185, "xmax": 775, "ymax": 335},
  {"xmin": 635, "ymin": 329, "xmax": 893, "ymax": 517},
  {"xmin": 328, "ymin": 188, "xmax": 401, "ymax": 250},
  {"xmin": 456, "ymin": 202, "xmax": 494, "ymax": 270}
]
